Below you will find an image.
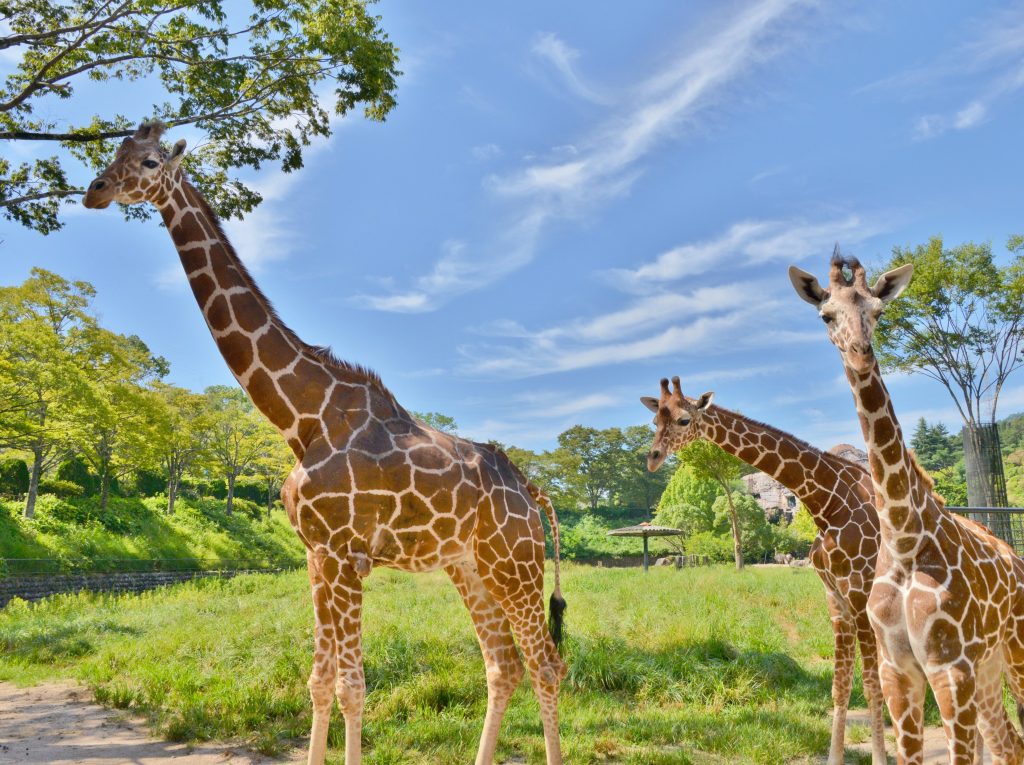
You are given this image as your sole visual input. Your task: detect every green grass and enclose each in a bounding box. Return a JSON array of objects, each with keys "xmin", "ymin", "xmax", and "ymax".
[
  {"xmin": 0, "ymin": 564, "xmax": 865, "ymax": 764},
  {"xmin": 0, "ymin": 494, "xmax": 305, "ymax": 570}
]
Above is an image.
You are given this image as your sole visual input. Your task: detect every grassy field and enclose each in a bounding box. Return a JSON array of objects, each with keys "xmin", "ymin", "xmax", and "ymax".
[{"xmin": 0, "ymin": 564, "xmax": 871, "ymax": 764}]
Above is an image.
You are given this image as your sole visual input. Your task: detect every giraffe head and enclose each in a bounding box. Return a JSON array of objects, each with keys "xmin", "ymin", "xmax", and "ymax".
[
  {"xmin": 788, "ymin": 249, "xmax": 913, "ymax": 374},
  {"xmin": 640, "ymin": 376, "xmax": 713, "ymax": 471},
  {"xmin": 82, "ymin": 122, "xmax": 187, "ymax": 210}
]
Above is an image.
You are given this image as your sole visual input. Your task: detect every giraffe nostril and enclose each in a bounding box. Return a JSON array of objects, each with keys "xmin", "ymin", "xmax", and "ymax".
[
  {"xmin": 91, "ymin": 179, "xmax": 107, "ymax": 191},
  {"xmin": 650, "ymin": 450, "xmax": 661, "ymax": 461}
]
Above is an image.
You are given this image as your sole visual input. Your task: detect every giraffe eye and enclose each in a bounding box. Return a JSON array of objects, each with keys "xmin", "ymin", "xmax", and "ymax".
[
  {"xmin": 676, "ymin": 417, "xmax": 689, "ymax": 427},
  {"xmin": 142, "ymin": 159, "xmax": 159, "ymax": 169},
  {"xmin": 822, "ymin": 314, "xmax": 834, "ymax": 324}
]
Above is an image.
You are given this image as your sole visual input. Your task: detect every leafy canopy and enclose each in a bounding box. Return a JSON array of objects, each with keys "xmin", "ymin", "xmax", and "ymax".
[
  {"xmin": 874, "ymin": 236, "xmax": 1024, "ymax": 426},
  {"xmin": 0, "ymin": 0, "xmax": 400, "ymax": 233}
]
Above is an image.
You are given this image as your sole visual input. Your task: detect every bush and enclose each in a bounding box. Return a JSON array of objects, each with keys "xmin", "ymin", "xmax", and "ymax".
[
  {"xmin": 0, "ymin": 458, "xmax": 29, "ymax": 497},
  {"xmin": 135, "ymin": 470, "xmax": 166, "ymax": 497},
  {"xmin": 37, "ymin": 478, "xmax": 85, "ymax": 498},
  {"xmin": 685, "ymin": 530, "xmax": 734, "ymax": 562},
  {"xmin": 57, "ymin": 456, "xmax": 99, "ymax": 496}
]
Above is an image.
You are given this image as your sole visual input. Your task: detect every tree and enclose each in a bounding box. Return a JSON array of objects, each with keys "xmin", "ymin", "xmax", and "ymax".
[
  {"xmin": 874, "ymin": 236, "xmax": 1024, "ymax": 507},
  {"xmin": 557, "ymin": 425, "xmax": 623, "ymax": 511},
  {"xmin": 147, "ymin": 382, "xmax": 210, "ymax": 514},
  {"xmin": 654, "ymin": 463, "xmax": 722, "ymax": 537},
  {"xmin": 75, "ymin": 330, "xmax": 167, "ymax": 508},
  {"xmin": 677, "ymin": 440, "xmax": 748, "ymax": 570},
  {"xmin": 253, "ymin": 431, "xmax": 294, "ymax": 516},
  {"xmin": 0, "ymin": 268, "xmax": 97, "ymax": 517},
  {"xmin": 411, "ymin": 411, "xmax": 458, "ymax": 434},
  {"xmin": 910, "ymin": 417, "xmax": 961, "ymax": 472},
  {"xmin": 205, "ymin": 385, "xmax": 276, "ymax": 514},
  {"xmin": 613, "ymin": 424, "xmax": 673, "ymax": 512},
  {"xmin": 1, "ymin": 0, "xmax": 400, "ymax": 233}
]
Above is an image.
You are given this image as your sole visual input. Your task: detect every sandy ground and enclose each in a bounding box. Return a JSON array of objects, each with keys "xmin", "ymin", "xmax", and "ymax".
[
  {"xmin": 844, "ymin": 708, "xmax": 991, "ymax": 764},
  {"xmin": 0, "ymin": 682, "xmax": 993, "ymax": 764},
  {"xmin": 0, "ymin": 683, "xmax": 302, "ymax": 765}
]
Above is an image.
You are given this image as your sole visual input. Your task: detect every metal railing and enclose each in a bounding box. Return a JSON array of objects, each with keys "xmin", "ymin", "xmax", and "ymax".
[
  {"xmin": 949, "ymin": 507, "xmax": 1024, "ymax": 556},
  {"xmin": 0, "ymin": 557, "xmax": 303, "ymax": 576}
]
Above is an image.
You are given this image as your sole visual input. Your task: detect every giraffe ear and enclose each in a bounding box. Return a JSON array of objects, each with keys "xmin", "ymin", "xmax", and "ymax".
[
  {"xmin": 640, "ymin": 396, "xmax": 659, "ymax": 413},
  {"xmin": 695, "ymin": 391, "xmax": 714, "ymax": 410},
  {"xmin": 871, "ymin": 263, "xmax": 913, "ymax": 304},
  {"xmin": 788, "ymin": 265, "xmax": 827, "ymax": 307},
  {"xmin": 167, "ymin": 139, "xmax": 187, "ymax": 170}
]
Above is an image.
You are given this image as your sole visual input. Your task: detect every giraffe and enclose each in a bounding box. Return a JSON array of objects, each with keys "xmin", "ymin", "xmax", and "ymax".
[
  {"xmin": 642, "ymin": 376, "xmax": 886, "ymax": 765},
  {"xmin": 81, "ymin": 122, "xmax": 568, "ymax": 765},
  {"xmin": 789, "ymin": 252, "xmax": 1024, "ymax": 765}
]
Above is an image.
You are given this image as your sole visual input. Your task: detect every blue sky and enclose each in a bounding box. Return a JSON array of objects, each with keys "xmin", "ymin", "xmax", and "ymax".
[{"xmin": 4, "ymin": 0, "xmax": 1024, "ymax": 451}]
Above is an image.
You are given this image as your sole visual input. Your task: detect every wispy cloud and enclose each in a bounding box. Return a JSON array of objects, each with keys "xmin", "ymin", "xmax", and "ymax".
[
  {"xmin": 530, "ymin": 32, "xmax": 610, "ymax": 105},
  {"xmin": 355, "ymin": 0, "xmax": 820, "ymax": 312},
  {"xmin": 868, "ymin": 4, "xmax": 1024, "ymax": 140},
  {"xmin": 605, "ymin": 214, "xmax": 886, "ymax": 293}
]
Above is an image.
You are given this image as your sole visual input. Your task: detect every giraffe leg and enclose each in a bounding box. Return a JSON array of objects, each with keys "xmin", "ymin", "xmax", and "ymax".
[
  {"xmin": 927, "ymin": 661, "xmax": 979, "ymax": 765},
  {"xmin": 879, "ymin": 655, "xmax": 926, "ymax": 765},
  {"xmin": 331, "ymin": 563, "xmax": 366, "ymax": 765},
  {"xmin": 824, "ymin": 599, "xmax": 857, "ymax": 765},
  {"xmin": 856, "ymin": 620, "xmax": 888, "ymax": 765},
  {"xmin": 305, "ymin": 550, "xmax": 338, "ymax": 765},
  {"xmin": 478, "ymin": 557, "xmax": 565, "ymax": 765},
  {"xmin": 447, "ymin": 560, "xmax": 525, "ymax": 765},
  {"xmin": 976, "ymin": 656, "xmax": 1024, "ymax": 765}
]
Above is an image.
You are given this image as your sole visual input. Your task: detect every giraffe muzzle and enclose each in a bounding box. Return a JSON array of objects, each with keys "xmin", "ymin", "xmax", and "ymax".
[{"xmin": 82, "ymin": 178, "xmax": 113, "ymax": 210}]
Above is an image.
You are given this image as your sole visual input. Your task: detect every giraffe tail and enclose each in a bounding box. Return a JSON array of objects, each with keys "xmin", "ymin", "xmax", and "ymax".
[{"xmin": 528, "ymin": 482, "xmax": 566, "ymax": 647}]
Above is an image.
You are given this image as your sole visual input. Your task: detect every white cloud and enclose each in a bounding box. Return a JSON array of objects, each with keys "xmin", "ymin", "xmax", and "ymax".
[
  {"xmin": 531, "ymin": 32, "xmax": 609, "ymax": 105},
  {"xmin": 356, "ymin": 0, "xmax": 820, "ymax": 312},
  {"xmin": 605, "ymin": 214, "xmax": 886, "ymax": 293},
  {"xmin": 471, "ymin": 143, "xmax": 503, "ymax": 161}
]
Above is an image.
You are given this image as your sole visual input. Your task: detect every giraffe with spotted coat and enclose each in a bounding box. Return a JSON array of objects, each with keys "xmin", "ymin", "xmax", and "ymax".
[
  {"xmin": 643, "ymin": 376, "xmax": 886, "ymax": 765},
  {"xmin": 82, "ymin": 122, "xmax": 568, "ymax": 765},
  {"xmin": 790, "ymin": 252, "xmax": 1024, "ymax": 765}
]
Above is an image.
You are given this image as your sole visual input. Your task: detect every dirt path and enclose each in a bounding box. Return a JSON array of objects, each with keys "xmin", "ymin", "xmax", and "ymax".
[
  {"xmin": 843, "ymin": 708, "xmax": 991, "ymax": 764},
  {"xmin": 0, "ymin": 683, "xmax": 302, "ymax": 765}
]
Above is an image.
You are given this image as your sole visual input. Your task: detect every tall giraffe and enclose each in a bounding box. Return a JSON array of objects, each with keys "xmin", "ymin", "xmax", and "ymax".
[
  {"xmin": 789, "ymin": 253, "xmax": 1024, "ymax": 765},
  {"xmin": 81, "ymin": 122, "xmax": 567, "ymax": 765},
  {"xmin": 642, "ymin": 377, "xmax": 886, "ymax": 765}
]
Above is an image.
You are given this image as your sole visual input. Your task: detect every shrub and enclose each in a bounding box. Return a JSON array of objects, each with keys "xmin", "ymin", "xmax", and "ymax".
[
  {"xmin": 37, "ymin": 478, "xmax": 85, "ymax": 498},
  {"xmin": 57, "ymin": 456, "xmax": 99, "ymax": 496},
  {"xmin": 684, "ymin": 530, "xmax": 734, "ymax": 562},
  {"xmin": 135, "ymin": 470, "xmax": 166, "ymax": 497},
  {"xmin": 0, "ymin": 458, "xmax": 29, "ymax": 497}
]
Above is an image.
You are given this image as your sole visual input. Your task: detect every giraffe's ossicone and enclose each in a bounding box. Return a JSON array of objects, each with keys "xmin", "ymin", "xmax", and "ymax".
[{"xmin": 83, "ymin": 121, "xmax": 568, "ymax": 765}]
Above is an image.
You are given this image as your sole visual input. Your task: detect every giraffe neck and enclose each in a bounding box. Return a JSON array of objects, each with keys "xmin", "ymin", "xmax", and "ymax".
[
  {"xmin": 697, "ymin": 405, "xmax": 863, "ymax": 530},
  {"xmin": 157, "ymin": 176, "xmax": 353, "ymax": 458},
  {"xmin": 843, "ymin": 357, "xmax": 937, "ymax": 554}
]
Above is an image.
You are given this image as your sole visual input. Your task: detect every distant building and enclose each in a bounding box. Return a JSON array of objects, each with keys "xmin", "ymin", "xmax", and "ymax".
[{"xmin": 742, "ymin": 443, "xmax": 869, "ymax": 522}]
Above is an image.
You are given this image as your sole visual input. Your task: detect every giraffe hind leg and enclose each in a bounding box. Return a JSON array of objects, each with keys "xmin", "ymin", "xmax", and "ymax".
[
  {"xmin": 824, "ymin": 596, "xmax": 856, "ymax": 765},
  {"xmin": 447, "ymin": 560, "xmax": 525, "ymax": 765},
  {"xmin": 477, "ymin": 554, "xmax": 565, "ymax": 765},
  {"xmin": 305, "ymin": 549, "xmax": 338, "ymax": 765}
]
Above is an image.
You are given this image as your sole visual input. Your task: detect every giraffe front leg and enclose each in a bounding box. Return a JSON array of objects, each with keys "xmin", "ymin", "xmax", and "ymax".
[
  {"xmin": 306, "ymin": 550, "xmax": 338, "ymax": 765},
  {"xmin": 331, "ymin": 562, "xmax": 366, "ymax": 765},
  {"xmin": 856, "ymin": 623, "xmax": 888, "ymax": 765},
  {"xmin": 879, "ymin": 655, "xmax": 926, "ymax": 765},
  {"xmin": 974, "ymin": 655, "xmax": 1024, "ymax": 765},
  {"xmin": 447, "ymin": 560, "xmax": 525, "ymax": 765},
  {"xmin": 926, "ymin": 660, "xmax": 978, "ymax": 765},
  {"xmin": 825, "ymin": 599, "xmax": 856, "ymax": 765}
]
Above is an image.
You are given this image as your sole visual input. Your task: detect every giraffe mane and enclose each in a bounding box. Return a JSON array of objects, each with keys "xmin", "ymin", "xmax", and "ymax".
[
  {"xmin": 187, "ymin": 183, "xmax": 393, "ymax": 398},
  {"xmin": 907, "ymin": 449, "xmax": 946, "ymax": 508}
]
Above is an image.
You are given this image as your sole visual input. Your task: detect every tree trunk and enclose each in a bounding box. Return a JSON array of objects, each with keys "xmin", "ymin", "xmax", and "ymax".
[
  {"xmin": 962, "ymin": 422, "xmax": 1010, "ymax": 538},
  {"xmin": 24, "ymin": 447, "xmax": 43, "ymax": 519},
  {"xmin": 99, "ymin": 468, "xmax": 110, "ymax": 511},
  {"xmin": 226, "ymin": 472, "xmax": 236, "ymax": 515},
  {"xmin": 167, "ymin": 476, "xmax": 177, "ymax": 515},
  {"xmin": 724, "ymin": 490, "xmax": 744, "ymax": 571},
  {"xmin": 266, "ymin": 477, "xmax": 273, "ymax": 517}
]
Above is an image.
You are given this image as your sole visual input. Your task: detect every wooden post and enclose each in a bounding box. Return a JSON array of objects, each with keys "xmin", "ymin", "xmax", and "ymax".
[{"xmin": 643, "ymin": 535, "xmax": 649, "ymax": 573}]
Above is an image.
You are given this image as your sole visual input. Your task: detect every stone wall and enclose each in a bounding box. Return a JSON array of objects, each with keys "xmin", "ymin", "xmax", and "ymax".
[{"xmin": 0, "ymin": 568, "xmax": 281, "ymax": 608}]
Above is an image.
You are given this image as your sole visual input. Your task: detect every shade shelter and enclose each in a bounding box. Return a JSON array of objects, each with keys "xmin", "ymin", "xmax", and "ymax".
[{"xmin": 607, "ymin": 522, "xmax": 684, "ymax": 572}]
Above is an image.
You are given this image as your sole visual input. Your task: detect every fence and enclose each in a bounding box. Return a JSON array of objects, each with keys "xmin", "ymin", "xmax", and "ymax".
[
  {"xmin": 950, "ymin": 507, "xmax": 1024, "ymax": 556},
  {"xmin": 0, "ymin": 557, "xmax": 298, "ymax": 576}
]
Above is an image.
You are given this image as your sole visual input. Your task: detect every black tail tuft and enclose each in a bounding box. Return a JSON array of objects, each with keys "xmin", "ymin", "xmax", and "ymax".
[{"xmin": 549, "ymin": 592, "xmax": 567, "ymax": 648}]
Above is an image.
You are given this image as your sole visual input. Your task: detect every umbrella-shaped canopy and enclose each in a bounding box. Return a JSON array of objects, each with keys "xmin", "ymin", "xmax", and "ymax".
[{"xmin": 607, "ymin": 522, "xmax": 684, "ymax": 572}]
